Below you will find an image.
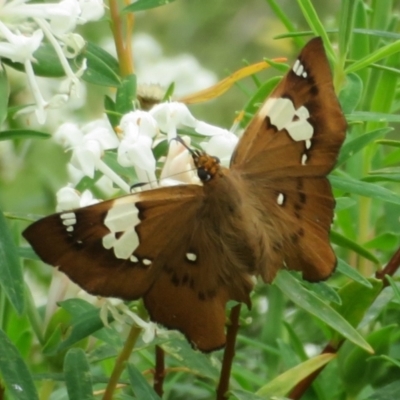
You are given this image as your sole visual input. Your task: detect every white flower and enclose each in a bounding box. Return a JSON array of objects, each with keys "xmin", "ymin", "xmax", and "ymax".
[
  {"xmin": 197, "ymin": 122, "xmax": 238, "ymax": 166},
  {"xmin": 100, "ymin": 300, "xmax": 160, "ymax": 344},
  {"xmin": 56, "ymin": 185, "xmax": 99, "ymax": 212},
  {"xmin": 150, "ymin": 102, "xmax": 197, "ymax": 141},
  {"xmin": 55, "ymin": 118, "xmax": 118, "ymax": 178},
  {"xmin": 0, "ymin": 0, "xmax": 104, "ymax": 123},
  {"xmin": 160, "ymin": 137, "xmax": 199, "ymax": 186},
  {"xmin": 117, "ymin": 111, "xmax": 159, "ymax": 187}
]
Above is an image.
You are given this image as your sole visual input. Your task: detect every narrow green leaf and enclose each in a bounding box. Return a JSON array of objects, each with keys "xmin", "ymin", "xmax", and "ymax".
[
  {"xmin": 123, "ymin": 0, "xmax": 178, "ymax": 13},
  {"xmin": 338, "ymin": 0, "xmax": 356, "ymax": 59},
  {"xmin": 376, "ymin": 139, "xmax": 400, "ymax": 148},
  {"xmin": 336, "ymin": 258, "xmax": 373, "ymax": 288},
  {"xmin": 346, "ymin": 111, "xmax": 400, "ymax": 122},
  {"xmin": 332, "ymin": 279, "xmax": 382, "ymax": 333},
  {"xmin": 296, "ymin": 0, "xmax": 335, "ymax": 61},
  {"xmin": 230, "ymin": 389, "xmax": 269, "ymax": 400},
  {"xmin": 366, "ymin": 381, "xmax": 400, "ymax": 400},
  {"xmin": 256, "ymin": 353, "xmax": 336, "ymax": 397},
  {"xmin": 385, "ymin": 275, "xmax": 400, "ymax": 303},
  {"xmin": 0, "ymin": 329, "xmax": 39, "ymax": 400},
  {"xmin": 345, "ymin": 40, "xmax": 400, "ymax": 74},
  {"xmin": 116, "ymin": 74, "xmax": 137, "ymax": 115},
  {"xmin": 240, "ymin": 76, "xmax": 281, "ymax": 127},
  {"xmin": 0, "ymin": 63, "xmax": 9, "ymax": 125},
  {"xmin": 364, "ymin": 232, "xmax": 399, "ymax": 251},
  {"xmin": 301, "ymin": 281, "xmax": 342, "ymax": 305},
  {"xmin": 104, "ymin": 95, "xmax": 120, "ymax": 129},
  {"xmin": 330, "ymin": 231, "xmax": 379, "ymax": 264},
  {"xmin": 3, "ymin": 43, "xmax": 64, "ymax": 77},
  {"xmin": 127, "ymin": 364, "xmax": 161, "ymax": 400},
  {"xmin": 0, "ymin": 212, "xmax": 25, "ymax": 315},
  {"xmin": 340, "ymin": 325, "xmax": 395, "ymax": 394},
  {"xmin": 275, "ymin": 271, "xmax": 373, "ymax": 352},
  {"xmin": 79, "ymin": 42, "xmax": 121, "ymax": 87},
  {"xmin": 335, "ymin": 197, "xmax": 356, "ymax": 211},
  {"xmin": 336, "ymin": 127, "xmax": 392, "ymax": 166},
  {"xmin": 265, "ymin": 0, "xmax": 303, "ymax": 47},
  {"xmin": 51, "ymin": 301, "xmax": 105, "ymax": 353},
  {"xmin": 64, "ymin": 349, "xmax": 94, "ymax": 400},
  {"xmin": 330, "ymin": 175, "xmax": 400, "ymax": 205},
  {"xmin": 338, "ymin": 73, "xmax": 363, "ymax": 115},
  {"xmin": 0, "ymin": 129, "xmax": 51, "ymax": 141}
]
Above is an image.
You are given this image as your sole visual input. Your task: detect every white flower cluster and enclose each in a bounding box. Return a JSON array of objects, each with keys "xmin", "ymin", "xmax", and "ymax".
[
  {"xmin": 54, "ymin": 101, "xmax": 239, "ymax": 210},
  {"xmin": 0, "ymin": 0, "xmax": 104, "ymax": 123}
]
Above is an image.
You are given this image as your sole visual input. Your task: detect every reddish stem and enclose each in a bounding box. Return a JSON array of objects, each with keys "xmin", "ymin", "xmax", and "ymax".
[
  {"xmin": 216, "ymin": 304, "xmax": 242, "ymax": 400},
  {"xmin": 154, "ymin": 345, "xmax": 165, "ymax": 397}
]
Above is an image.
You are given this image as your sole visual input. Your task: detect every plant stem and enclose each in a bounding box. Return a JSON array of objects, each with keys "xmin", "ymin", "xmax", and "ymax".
[
  {"xmin": 108, "ymin": 0, "xmax": 133, "ymax": 77},
  {"xmin": 216, "ymin": 304, "xmax": 241, "ymax": 400},
  {"xmin": 102, "ymin": 324, "xmax": 142, "ymax": 400},
  {"xmin": 154, "ymin": 345, "xmax": 165, "ymax": 397}
]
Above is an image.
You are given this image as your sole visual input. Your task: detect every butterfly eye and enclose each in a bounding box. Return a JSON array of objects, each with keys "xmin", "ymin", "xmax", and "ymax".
[{"xmin": 197, "ymin": 168, "xmax": 211, "ymax": 181}]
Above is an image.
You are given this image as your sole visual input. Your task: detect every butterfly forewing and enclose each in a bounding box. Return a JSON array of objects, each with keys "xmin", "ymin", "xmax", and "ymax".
[{"xmin": 231, "ymin": 37, "xmax": 346, "ymax": 282}]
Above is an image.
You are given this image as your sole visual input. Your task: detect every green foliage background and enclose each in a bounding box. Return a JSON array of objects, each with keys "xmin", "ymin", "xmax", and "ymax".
[{"xmin": 1, "ymin": 0, "xmax": 400, "ymax": 399}]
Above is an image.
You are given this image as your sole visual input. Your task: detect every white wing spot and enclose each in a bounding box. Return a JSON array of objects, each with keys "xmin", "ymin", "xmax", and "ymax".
[
  {"xmin": 102, "ymin": 199, "xmax": 140, "ymax": 259},
  {"xmin": 186, "ymin": 252, "xmax": 197, "ymax": 262},
  {"xmin": 60, "ymin": 212, "xmax": 75, "ymax": 220},
  {"xmin": 277, "ymin": 193, "xmax": 285, "ymax": 206},
  {"xmin": 66, "ymin": 226, "xmax": 74, "ymax": 232},
  {"xmin": 301, "ymin": 153, "xmax": 308, "ymax": 165},
  {"xmin": 130, "ymin": 255, "xmax": 138, "ymax": 263},
  {"xmin": 292, "ymin": 59, "xmax": 307, "ymax": 78},
  {"xmin": 261, "ymin": 98, "xmax": 314, "ymax": 142},
  {"xmin": 142, "ymin": 258, "xmax": 152, "ymax": 266},
  {"xmin": 305, "ymin": 139, "xmax": 312, "ymax": 149},
  {"xmin": 60, "ymin": 212, "xmax": 77, "ymax": 227}
]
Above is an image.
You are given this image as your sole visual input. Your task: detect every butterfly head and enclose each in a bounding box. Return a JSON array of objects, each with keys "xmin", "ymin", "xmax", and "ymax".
[{"xmin": 191, "ymin": 149, "xmax": 221, "ymax": 182}]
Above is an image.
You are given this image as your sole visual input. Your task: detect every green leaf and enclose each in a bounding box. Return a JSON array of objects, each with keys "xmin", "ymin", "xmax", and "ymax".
[
  {"xmin": 79, "ymin": 42, "xmax": 121, "ymax": 87},
  {"xmin": 376, "ymin": 139, "xmax": 400, "ymax": 148},
  {"xmin": 50, "ymin": 300, "xmax": 106, "ymax": 353},
  {"xmin": 0, "ymin": 211, "xmax": 25, "ymax": 315},
  {"xmin": 336, "ymin": 127, "xmax": 392, "ymax": 166},
  {"xmin": 256, "ymin": 353, "xmax": 336, "ymax": 397},
  {"xmin": 0, "ymin": 129, "xmax": 51, "ymax": 141},
  {"xmin": 366, "ymin": 381, "xmax": 400, "ymax": 400},
  {"xmin": 330, "ymin": 230, "xmax": 379, "ymax": 264},
  {"xmin": 104, "ymin": 95, "xmax": 120, "ymax": 129},
  {"xmin": 345, "ymin": 39, "xmax": 400, "ymax": 74},
  {"xmin": 3, "ymin": 43, "xmax": 64, "ymax": 77},
  {"xmin": 240, "ymin": 76, "xmax": 281, "ymax": 127},
  {"xmin": 330, "ymin": 175, "xmax": 400, "ymax": 205},
  {"xmin": 64, "ymin": 348, "xmax": 94, "ymax": 400},
  {"xmin": 332, "ymin": 279, "xmax": 382, "ymax": 334},
  {"xmin": 123, "ymin": 0, "xmax": 178, "ymax": 13},
  {"xmin": 230, "ymin": 389, "xmax": 266, "ymax": 400},
  {"xmin": 335, "ymin": 196, "xmax": 356, "ymax": 211},
  {"xmin": 127, "ymin": 364, "xmax": 161, "ymax": 400},
  {"xmin": 0, "ymin": 329, "xmax": 39, "ymax": 400},
  {"xmin": 0, "ymin": 64, "xmax": 9, "ymax": 125},
  {"xmin": 385, "ymin": 275, "xmax": 400, "ymax": 303},
  {"xmin": 116, "ymin": 74, "xmax": 137, "ymax": 115},
  {"xmin": 301, "ymin": 281, "xmax": 342, "ymax": 305},
  {"xmin": 339, "ymin": 73, "xmax": 363, "ymax": 114},
  {"xmin": 346, "ymin": 111, "xmax": 400, "ymax": 123},
  {"xmin": 296, "ymin": 0, "xmax": 335, "ymax": 61},
  {"xmin": 364, "ymin": 232, "xmax": 399, "ymax": 251},
  {"xmin": 275, "ymin": 271, "xmax": 373, "ymax": 353},
  {"xmin": 340, "ymin": 325, "xmax": 396, "ymax": 395},
  {"xmin": 336, "ymin": 258, "xmax": 373, "ymax": 288}
]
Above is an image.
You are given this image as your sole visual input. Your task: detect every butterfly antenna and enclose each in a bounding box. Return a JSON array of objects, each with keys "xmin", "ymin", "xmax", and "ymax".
[{"xmin": 171, "ymin": 136, "xmax": 196, "ymax": 156}]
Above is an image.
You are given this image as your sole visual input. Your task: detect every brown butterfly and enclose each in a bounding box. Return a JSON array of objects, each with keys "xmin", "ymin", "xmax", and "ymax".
[{"xmin": 23, "ymin": 37, "xmax": 346, "ymax": 352}]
